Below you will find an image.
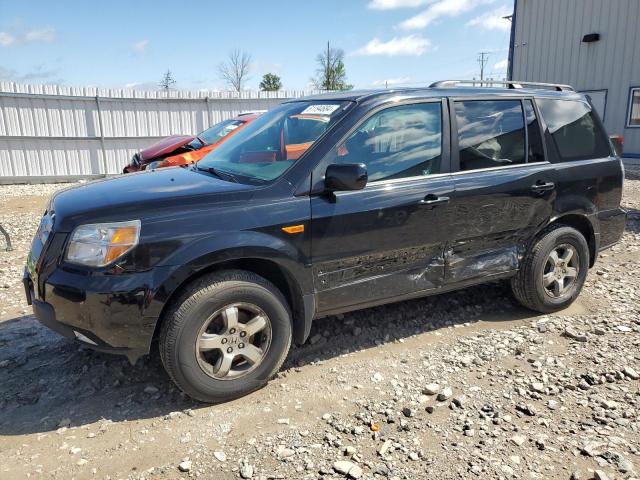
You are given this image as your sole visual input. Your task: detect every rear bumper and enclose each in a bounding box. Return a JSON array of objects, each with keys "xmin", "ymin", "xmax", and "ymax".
[{"xmin": 598, "ymin": 207, "xmax": 627, "ymax": 251}]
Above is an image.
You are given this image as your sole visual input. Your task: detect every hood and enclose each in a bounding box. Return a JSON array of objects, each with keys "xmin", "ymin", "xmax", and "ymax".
[
  {"xmin": 51, "ymin": 167, "xmax": 253, "ymax": 231},
  {"xmin": 139, "ymin": 135, "xmax": 195, "ymax": 161}
]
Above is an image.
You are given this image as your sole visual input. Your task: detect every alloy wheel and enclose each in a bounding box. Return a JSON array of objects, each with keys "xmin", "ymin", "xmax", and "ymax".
[
  {"xmin": 195, "ymin": 303, "xmax": 272, "ymax": 380},
  {"xmin": 542, "ymin": 244, "xmax": 580, "ymax": 298}
]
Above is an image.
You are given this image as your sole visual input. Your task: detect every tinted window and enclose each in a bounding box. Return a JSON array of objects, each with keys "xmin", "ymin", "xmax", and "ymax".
[
  {"xmin": 537, "ymin": 98, "xmax": 610, "ymax": 161},
  {"xmin": 335, "ymin": 103, "xmax": 442, "ymax": 182},
  {"xmin": 455, "ymin": 100, "xmax": 525, "ymax": 171},
  {"xmin": 524, "ymin": 100, "xmax": 545, "ymax": 163},
  {"xmin": 627, "ymin": 87, "xmax": 640, "ymax": 127}
]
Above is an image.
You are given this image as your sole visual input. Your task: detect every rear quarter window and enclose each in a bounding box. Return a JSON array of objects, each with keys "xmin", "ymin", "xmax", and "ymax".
[{"xmin": 536, "ymin": 98, "xmax": 611, "ymax": 161}]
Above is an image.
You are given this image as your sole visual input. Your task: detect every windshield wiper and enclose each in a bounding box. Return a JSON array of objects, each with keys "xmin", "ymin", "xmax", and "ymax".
[
  {"xmin": 195, "ymin": 165, "xmax": 239, "ymax": 183},
  {"xmin": 196, "ymin": 135, "xmax": 207, "ymax": 146}
]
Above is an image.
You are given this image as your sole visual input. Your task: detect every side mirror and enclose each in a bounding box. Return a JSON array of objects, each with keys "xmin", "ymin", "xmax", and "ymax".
[{"xmin": 325, "ymin": 163, "xmax": 368, "ymax": 192}]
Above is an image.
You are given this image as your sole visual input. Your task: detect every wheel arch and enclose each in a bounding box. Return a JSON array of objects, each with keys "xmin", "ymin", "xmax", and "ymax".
[
  {"xmin": 546, "ymin": 213, "xmax": 597, "ymax": 267},
  {"xmin": 151, "ymin": 254, "xmax": 312, "ymax": 348}
]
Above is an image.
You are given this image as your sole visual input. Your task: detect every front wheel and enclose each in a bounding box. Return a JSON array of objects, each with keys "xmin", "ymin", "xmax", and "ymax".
[
  {"xmin": 511, "ymin": 225, "xmax": 589, "ymax": 313},
  {"xmin": 159, "ymin": 270, "xmax": 292, "ymax": 403}
]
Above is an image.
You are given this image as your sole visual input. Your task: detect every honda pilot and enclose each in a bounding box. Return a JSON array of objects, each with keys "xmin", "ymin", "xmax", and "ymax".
[{"xmin": 24, "ymin": 81, "xmax": 626, "ymax": 403}]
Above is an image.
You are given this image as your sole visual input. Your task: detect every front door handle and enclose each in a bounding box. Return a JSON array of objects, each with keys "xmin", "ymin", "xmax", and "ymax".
[
  {"xmin": 419, "ymin": 194, "xmax": 450, "ymax": 207},
  {"xmin": 531, "ymin": 181, "xmax": 555, "ymax": 193}
]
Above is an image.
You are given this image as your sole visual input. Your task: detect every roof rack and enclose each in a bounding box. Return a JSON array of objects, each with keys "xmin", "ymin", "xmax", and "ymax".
[{"xmin": 429, "ymin": 80, "xmax": 574, "ymax": 92}]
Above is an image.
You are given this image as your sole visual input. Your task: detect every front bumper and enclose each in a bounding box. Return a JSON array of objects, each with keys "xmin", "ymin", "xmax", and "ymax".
[{"xmin": 24, "ymin": 265, "xmax": 172, "ymax": 363}]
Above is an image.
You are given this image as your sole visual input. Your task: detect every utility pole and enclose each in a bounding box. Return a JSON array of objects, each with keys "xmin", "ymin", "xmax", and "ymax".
[
  {"xmin": 477, "ymin": 52, "xmax": 490, "ymax": 81},
  {"xmin": 326, "ymin": 41, "xmax": 331, "ymax": 90}
]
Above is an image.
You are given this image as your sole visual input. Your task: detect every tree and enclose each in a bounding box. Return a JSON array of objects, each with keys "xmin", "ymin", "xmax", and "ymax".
[
  {"xmin": 312, "ymin": 42, "xmax": 353, "ymax": 91},
  {"xmin": 158, "ymin": 70, "xmax": 176, "ymax": 91},
  {"xmin": 260, "ymin": 73, "xmax": 282, "ymax": 91},
  {"xmin": 218, "ymin": 49, "xmax": 252, "ymax": 92}
]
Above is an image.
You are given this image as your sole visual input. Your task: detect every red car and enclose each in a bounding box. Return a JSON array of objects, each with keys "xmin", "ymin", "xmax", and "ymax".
[{"xmin": 123, "ymin": 112, "xmax": 264, "ymax": 173}]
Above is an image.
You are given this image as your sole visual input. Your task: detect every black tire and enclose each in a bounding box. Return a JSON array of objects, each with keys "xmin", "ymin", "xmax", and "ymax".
[
  {"xmin": 511, "ymin": 225, "xmax": 589, "ymax": 313},
  {"xmin": 159, "ymin": 270, "xmax": 292, "ymax": 403}
]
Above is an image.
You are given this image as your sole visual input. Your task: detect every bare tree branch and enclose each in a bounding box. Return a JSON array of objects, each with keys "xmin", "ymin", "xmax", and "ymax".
[{"xmin": 218, "ymin": 49, "xmax": 252, "ymax": 92}]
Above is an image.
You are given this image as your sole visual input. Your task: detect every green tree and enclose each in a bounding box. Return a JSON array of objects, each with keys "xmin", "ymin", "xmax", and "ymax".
[
  {"xmin": 313, "ymin": 42, "xmax": 353, "ymax": 91},
  {"xmin": 260, "ymin": 73, "xmax": 282, "ymax": 91}
]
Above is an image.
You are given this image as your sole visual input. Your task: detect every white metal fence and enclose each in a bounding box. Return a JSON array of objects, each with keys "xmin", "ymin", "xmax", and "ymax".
[{"xmin": 0, "ymin": 82, "xmax": 319, "ymax": 183}]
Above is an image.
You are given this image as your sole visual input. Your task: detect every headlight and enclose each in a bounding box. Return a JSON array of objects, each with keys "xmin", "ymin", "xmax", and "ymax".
[{"xmin": 65, "ymin": 220, "xmax": 141, "ymax": 267}]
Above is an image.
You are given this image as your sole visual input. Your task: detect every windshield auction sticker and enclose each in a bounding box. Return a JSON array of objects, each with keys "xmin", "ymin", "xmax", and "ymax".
[{"xmin": 301, "ymin": 104, "xmax": 341, "ymax": 115}]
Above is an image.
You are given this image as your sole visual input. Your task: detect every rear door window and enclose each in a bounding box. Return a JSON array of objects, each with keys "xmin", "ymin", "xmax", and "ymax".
[
  {"xmin": 454, "ymin": 100, "xmax": 526, "ymax": 171},
  {"xmin": 536, "ymin": 98, "xmax": 611, "ymax": 161}
]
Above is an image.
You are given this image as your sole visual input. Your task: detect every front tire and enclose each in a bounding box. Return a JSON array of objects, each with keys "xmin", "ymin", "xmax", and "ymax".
[
  {"xmin": 511, "ymin": 225, "xmax": 589, "ymax": 313},
  {"xmin": 159, "ymin": 270, "xmax": 292, "ymax": 403}
]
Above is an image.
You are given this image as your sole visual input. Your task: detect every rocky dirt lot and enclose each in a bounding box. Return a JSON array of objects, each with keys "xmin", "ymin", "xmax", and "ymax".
[{"xmin": 0, "ymin": 168, "xmax": 639, "ymax": 480}]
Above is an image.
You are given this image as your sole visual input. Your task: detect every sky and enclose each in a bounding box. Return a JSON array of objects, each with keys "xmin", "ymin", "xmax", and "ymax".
[{"xmin": 0, "ymin": 0, "xmax": 514, "ymax": 91}]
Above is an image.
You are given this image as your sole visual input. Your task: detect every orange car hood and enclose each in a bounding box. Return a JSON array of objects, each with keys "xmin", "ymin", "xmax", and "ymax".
[{"xmin": 140, "ymin": 135, "xmax": 195, "ymax": 161}]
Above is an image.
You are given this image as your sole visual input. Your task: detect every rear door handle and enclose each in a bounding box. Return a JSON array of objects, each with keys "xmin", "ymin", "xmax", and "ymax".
[
  {"xmin": 419, "ymin": 194, "xmax": 450, "ymax": 207},
  {"xmin": 531, "ymin": 181, "xmax": 555, "ymax": 193}
]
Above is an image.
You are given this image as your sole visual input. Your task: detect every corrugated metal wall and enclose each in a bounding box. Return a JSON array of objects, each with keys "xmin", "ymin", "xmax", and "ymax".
[
  {"xmin": 0, "ymin": 82, "xmax": 319, "ymax": 182},
  {"xmin": 511, "ymin": 0, "xmax": 640, "ymax": 155}
]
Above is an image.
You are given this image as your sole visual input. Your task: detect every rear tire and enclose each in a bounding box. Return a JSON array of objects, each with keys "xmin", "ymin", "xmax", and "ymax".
[
  {"xmin": 159, "ymin": 270, "xmax": 292, "ymax": 403},
  {"xmin": 511, "ymin": 225, "xmax": 589, "ymax": 313}
]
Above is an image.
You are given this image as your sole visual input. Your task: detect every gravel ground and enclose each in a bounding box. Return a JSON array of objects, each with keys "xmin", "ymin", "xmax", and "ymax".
[{"xmin": 0, "ymin": 168, "xmax": 638, "ymax": 480}]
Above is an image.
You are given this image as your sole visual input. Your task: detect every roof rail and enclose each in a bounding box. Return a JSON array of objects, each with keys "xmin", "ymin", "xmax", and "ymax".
[{"xmin": 429, "ymin": 80, "xmax": 574, "ymax": 92}]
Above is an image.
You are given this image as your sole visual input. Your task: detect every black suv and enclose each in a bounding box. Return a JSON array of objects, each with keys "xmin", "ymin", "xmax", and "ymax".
[{"xmin": 24, "ymin": 81, "xmax": 626, "ymax": 402}]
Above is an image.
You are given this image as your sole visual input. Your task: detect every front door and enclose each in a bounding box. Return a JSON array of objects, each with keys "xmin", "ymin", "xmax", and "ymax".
[
  {"xmin": 310, "ymin": 100, "xmax": 454, "ymax": 313},
  {"xmin": 445, "ymin": 98, "xmax": 555, "ymax": 283}
]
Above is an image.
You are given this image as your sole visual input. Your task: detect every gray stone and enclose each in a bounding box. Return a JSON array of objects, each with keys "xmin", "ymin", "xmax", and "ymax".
[
  {"xmin": 240, "ymin": 463, "xmax": 254, "ymax": 479},
  {"xmin": 437, "ymin": 387, "xmax": 453, "ymax": 401},
  {"xmin": 422, "ymin": 383, "xmax": 440, "ymax": 395},
  {"xmin": 594, "ymin": 471, "xmax": 611, "ymax": 480}
]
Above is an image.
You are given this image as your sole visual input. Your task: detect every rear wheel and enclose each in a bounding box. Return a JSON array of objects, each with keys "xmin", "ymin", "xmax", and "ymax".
[
  {"xmin": 159, "ymin": 270, "xmax": 292, "ymax": 403},
  {"xmin": 511, "ymin": 225, "xmax": 589, "ymax": 313}
]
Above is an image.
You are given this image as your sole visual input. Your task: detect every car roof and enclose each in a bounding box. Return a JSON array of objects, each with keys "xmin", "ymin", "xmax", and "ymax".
[{"xmin": 289, "ymin": 86, "xmax": 585, "ymax": 104}]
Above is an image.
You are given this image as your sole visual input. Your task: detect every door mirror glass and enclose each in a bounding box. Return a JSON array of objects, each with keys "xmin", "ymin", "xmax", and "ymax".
[{"xmin": 325, "ymin": 163, "xmax": 368, "ymax": 192}]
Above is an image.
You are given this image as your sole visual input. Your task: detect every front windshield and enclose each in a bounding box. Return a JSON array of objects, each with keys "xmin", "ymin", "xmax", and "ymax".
[
  {"xmin": 198, "ymin": 101, "xmax": 350, "ymax": 182},
  {"xmin": 199, "ymin": 119, "xmax": 246, "ymax": 145}
]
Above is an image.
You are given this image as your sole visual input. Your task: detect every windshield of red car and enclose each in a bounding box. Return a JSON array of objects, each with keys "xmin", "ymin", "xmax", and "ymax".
[
  {"xmin": 197, "ymin": 101, "xmax": 351, "ymax": 183},
  {"xmin": 199, "ymin": 119, "xmax": 246, "ymax": 145}
]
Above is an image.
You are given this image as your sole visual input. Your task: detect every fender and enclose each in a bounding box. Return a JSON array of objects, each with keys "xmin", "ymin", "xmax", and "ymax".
[{"xmin": 143, "ymin": 230, "xmax": 314, "ymax": 334}]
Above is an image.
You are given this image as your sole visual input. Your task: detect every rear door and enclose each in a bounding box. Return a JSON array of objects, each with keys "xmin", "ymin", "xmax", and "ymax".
[
  {"xmin": 310, "ymin": 99, "xmax": 454, "ymax": 313},
  {"xmin": 445, "ymin": 97, "xmax": 555, "ymax": 284}
]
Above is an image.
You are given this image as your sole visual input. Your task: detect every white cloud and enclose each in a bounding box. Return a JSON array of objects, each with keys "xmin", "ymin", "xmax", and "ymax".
[
  {"xmin": 372, "ymin": 77, "xmax": 412, "ymax": 86},
  {"xmin": 493, "ymin": 58, "xmax": 508, "ymax": 71},
  {"xmin": 0, "ymin": 64, "xmax": 63, "ymax": 83},
  {"xmin": 123, "ymin": 81, "xmax": 159, "ymax": 90},
  {"xmin": 131, "ymin": 40, "xmax": 149, "ymax": 53},
  {"xmin": 0, "ymin": 32, "xmax": 15, "ymax": 46},
  {"xmin": 24, "ymin": 27, "xmax": 56, "ymax": 42},
  {"xmin": 399, "ymin": 0, "xmax": 494, "ymax": 30},
  {"xmin": 466, "ymin": 5, "xmax": 512, "ymax": 31},
  {"xmin": 353, "ymin": 35, "xmax": 431, "ymax": 56},
  {"xmin": 368, "ymin": 0, "xmax": 433, "ymax": 9},
  {"xmin": 0, "ymin": 27, "xmax": 56, "ymax": 46}
]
